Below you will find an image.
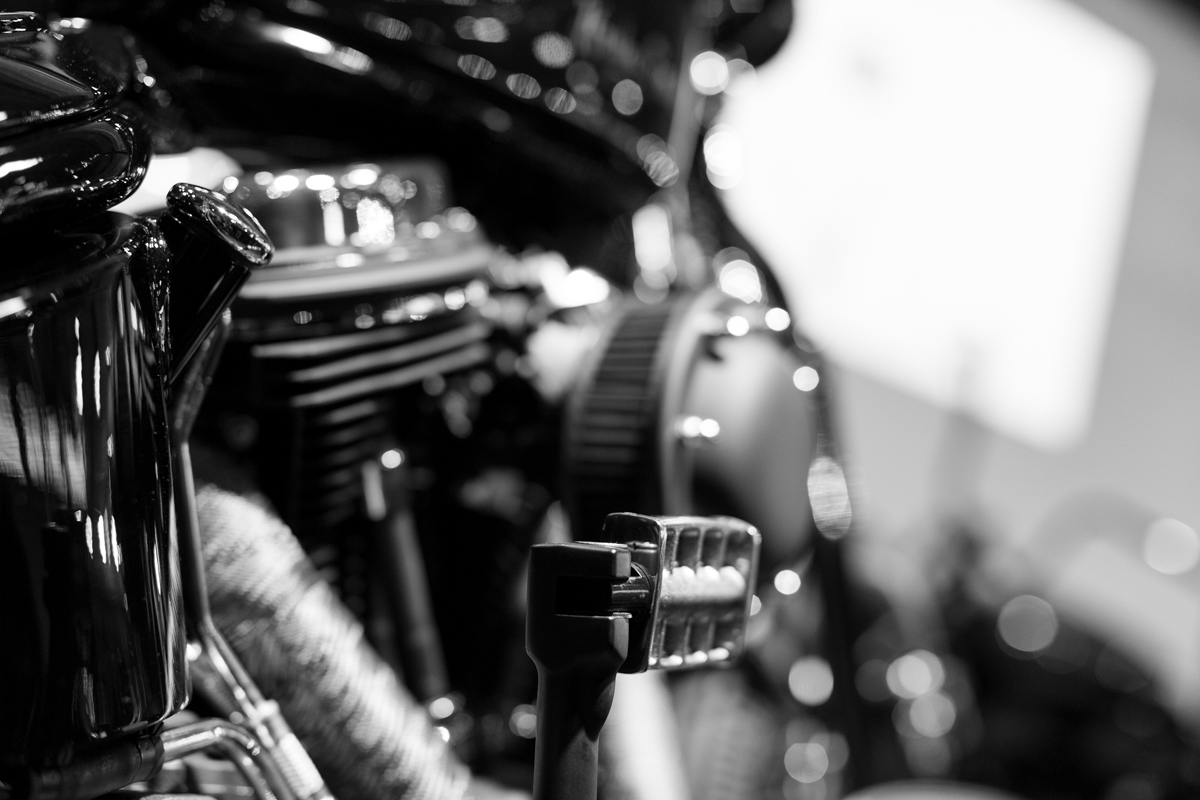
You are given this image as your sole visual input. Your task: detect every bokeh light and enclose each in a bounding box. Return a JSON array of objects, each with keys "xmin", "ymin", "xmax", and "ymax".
[
  {"xmin": 690, "ymin": 50, "xmax": 730, "ymax": 95},
  {"xmin": 789, "ymin": 656, "xmax": 835, "ymax": 706},
  {"xmin": 775, "ymin": 569, "xmax": 802, "ymax": 595},
  {"xmin": 1142, "ymin": 518, "xmax": 1200, "ymax": 575},
  {"xmin": 793, "ymin": 366, "xmax": 820, "ymax": 392},
  {"xmin": 997, "ymin": 594, "xmax": 1059, "ymax": 654}
]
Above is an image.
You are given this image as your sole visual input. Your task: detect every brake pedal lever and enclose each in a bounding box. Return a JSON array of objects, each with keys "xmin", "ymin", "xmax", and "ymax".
[{"xmin": 526, "ymin": 513, "xmax": 760, "ymax": 800}]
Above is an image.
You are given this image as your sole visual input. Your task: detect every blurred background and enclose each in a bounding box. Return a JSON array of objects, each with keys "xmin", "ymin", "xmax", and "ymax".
[{"xmin": 719, "ymin": 0, "xmax": 1200, "ymax": 724}]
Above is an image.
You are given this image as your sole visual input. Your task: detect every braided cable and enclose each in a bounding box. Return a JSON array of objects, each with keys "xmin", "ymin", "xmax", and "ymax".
[{"xmin": 195, "ymin": 484, "xmax": 469, "ymax": 800}]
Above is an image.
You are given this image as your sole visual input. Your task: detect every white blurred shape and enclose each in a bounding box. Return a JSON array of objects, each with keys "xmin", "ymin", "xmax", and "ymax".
[
  {"xmin": 784, "ymin": 742, "xmax": 829, "ymax": 783},
  {"xmin": 508, "ymin": 704, "xmax": 537, "ymax": 739},
  {"xmin": 726, "ymin": 316, "xmax": 750, "ymax": 337},
  {"xmin": 677, "ymin": 415, "xmax": 703, "ymax": 439},
  {"xmin": 347, "ymin": 166, "xmax": 379, "ymax": 186},
  {"xmin": 0, "ymin": 296, "xmax": 28, "ymax": 320},
  {"xmin": 1143, "ymin": 518, "xmax": 1200, "ymax": 575},
  {"xmin": 793, "ymin": 366, "xmax": 819, "ymax": 392},
  {"xmin": 272, "ymin": 25, "xmax": 333, "ymax": 54},
  {"xmin": 724, "ymin": 58, "xmax": 757, "ymax": 97},
  {"xmin": 543, "ymin": 266, "xmax": 611, "ymax": 309},
  {"xmin": 273, "ymin": 174, "xmax": 300, "ymax": 193},
  {"xmin": 525, "ymin": 322, "xmax": 600, "ymax": 402},
  {"xmin": 704, "ymin": 126, "xmax": 743, "ymax": 189},
  {"xmin": 632, "ymin": 204, "xmax": 672, "ymax": 271},
  {"xmin": 690, "ymin": 51, "xmax": 729, "ymax": 95},
  {"xmin": 428, "ymin": 696, "xmax": 454, "ymax": 719},
  {"xmin": 765, "ymin": 307, "xmax": 792, "ymax": 331},
  {"xmin": 323, "ymin": 202, "xmax": 346, "ymax": 246},
  {"xmin": 908, "ymin": 692, "xmax": 957, "ymax": 737},
  {"xmin": 531, "ymin": 250, "xmax": 569, "ymax": 287},
  {"xmin": 719, "ymin": 260, "xmax": 763, "ymax": 303},
  {"xmin": 997, "ymin": 594, "xmax": 1058, "ymax": 653},
  {"xmin": 775, "ymin": 569, "xmax": 801, "ymax": 595},
  {"xmin": 533, "ymin": 32, "xmax": 574, "ymax": 68},
  {"xmin": 633, "ymin": 272, "xmax": 669, "ymax": 304},
  {"xmin": 886, "ymin": 650, "xmax": 945, "ymax": 698},
  {"xmin": 111, "ymin": 148, "xmax": 242, "ymax": 215},
  {"xmin": 612, "ymin": 79, "xmax": 644, "ymax": 115},
  {"xmin": 789, "ymin": 656, "xmax": 835, "ymax": 705},
  {"xmin": 721, "ymin": 0, "xmax": 1154, "ymax": 450},
  {"xmin": 305, "ymin": 173, "xmax": 335, "ymax": 191},
  {"xmin": 355, "ymin": 197, "xmax": 394, "ymax": 246}
]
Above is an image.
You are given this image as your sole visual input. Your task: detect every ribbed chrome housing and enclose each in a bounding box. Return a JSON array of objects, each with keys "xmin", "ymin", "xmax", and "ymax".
[{"xmin": 208, "ymin": 159, "xmax": 495, "ymax": 535}]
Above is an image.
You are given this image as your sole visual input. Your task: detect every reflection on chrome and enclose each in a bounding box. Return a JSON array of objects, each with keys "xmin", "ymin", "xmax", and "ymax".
[
  {"xmin": 807, "ymin": 455, "xmax": 852, "ymax": 539},
  {"xmin": 544, "ymin": 87, "xmax": 577, "ymax": 114},
  {"xmin": 506, "ymin": 72, "xmax": 542, "ymax": 99},
  {"xmin": 457, "ymin": 54, "xmax": 496, "ymax": 80}
]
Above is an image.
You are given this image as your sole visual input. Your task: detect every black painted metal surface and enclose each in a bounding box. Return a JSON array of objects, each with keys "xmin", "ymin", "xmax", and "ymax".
[
  {"xmin": 0, "ymin": 214, "xmax": 187, "ymax": 769},
  {"xmin": 0, "ymin": 14, "xmax": 151, "ymax": 227}
]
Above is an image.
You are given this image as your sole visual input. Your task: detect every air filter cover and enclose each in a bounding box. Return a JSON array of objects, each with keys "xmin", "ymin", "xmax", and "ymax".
[{"xmin": 565, "ymin": 288, "xmax": 816, "ymax": 571}]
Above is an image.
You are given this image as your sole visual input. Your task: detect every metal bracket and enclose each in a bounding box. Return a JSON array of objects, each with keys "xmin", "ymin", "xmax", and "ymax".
[{"xmin": 526, "ymin": 513, "xmax": 760, "ymax": 800}]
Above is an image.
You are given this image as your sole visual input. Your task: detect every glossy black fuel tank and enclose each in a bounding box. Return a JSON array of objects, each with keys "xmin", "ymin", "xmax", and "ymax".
[{"xmin": 0, "ymin": 214, "xmax": 188, "ymax": 769}]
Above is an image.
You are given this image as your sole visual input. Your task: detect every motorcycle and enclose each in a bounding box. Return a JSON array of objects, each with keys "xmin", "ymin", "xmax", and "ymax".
[{"xmin": 4, "ymin": 3, "xmax": 1197, "ymax": 800}]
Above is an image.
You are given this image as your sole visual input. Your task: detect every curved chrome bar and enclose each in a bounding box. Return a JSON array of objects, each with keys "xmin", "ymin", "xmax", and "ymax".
[{"xmin": 160, "ymin": 719, "xmax": 296, "ymax": 800}]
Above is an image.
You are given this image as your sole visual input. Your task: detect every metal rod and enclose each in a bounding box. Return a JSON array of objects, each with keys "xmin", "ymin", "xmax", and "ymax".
[
  {"xmin": 175, "ymin": 438, "xmax": 260, "ymax": 715},
  {"xmin": 533, "ymin": 670, "xmax": 605, "ymax": 800},
  {"xmin": 363, "ymin": 452, "xmax": 452, "ymax": 703},
  {"xmin": 161, "ymin": 719, "xmax": 291, "ymax": 800},
  {"xmin": 170, "ymin": 327, "xmax": 336, "ymax": 800}
]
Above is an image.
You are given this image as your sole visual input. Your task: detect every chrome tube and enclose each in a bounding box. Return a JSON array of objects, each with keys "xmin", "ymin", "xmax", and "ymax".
[
  {"xmin": 171, "ymin": 326, "xmax": 336, "ymax": 800},
  {"xmin": 160, "ymin": 719, "xmax": 292, "ymax": 800},
  {"xmin": 193, "ymin": 481, "xmax": 469, "ymax": 800}
]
